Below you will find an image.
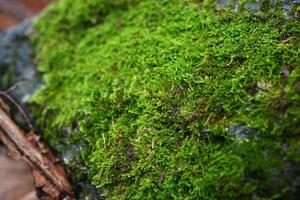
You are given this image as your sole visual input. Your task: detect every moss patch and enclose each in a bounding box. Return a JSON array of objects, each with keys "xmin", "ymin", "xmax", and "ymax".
[{"xmin": 32, "ymin": 0, "xmax": 300, "ymax": 199}]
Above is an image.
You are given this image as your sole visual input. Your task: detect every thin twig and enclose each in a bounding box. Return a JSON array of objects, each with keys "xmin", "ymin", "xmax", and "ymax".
[
  {"xmin": 204, "ymin": 113, "xmax": 213, "ymax": 126},
  {"xmin": 5, "ymin": 80, "xmax": 29, "ymax": 93},
  {"xmin": 0, "ymin": 91, "xmax": 33, "ymax": 130}
]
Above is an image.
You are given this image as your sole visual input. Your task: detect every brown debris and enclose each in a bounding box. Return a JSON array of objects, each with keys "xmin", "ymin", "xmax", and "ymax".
[{"xmin": 0, "ymin": 98, "xmax": 74, "ymax": 199}]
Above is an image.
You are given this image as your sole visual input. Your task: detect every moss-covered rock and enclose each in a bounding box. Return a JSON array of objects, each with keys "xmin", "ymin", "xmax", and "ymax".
[{"xmin": 32, "ymin": 0, "xmax": 300, "ymax": 199}]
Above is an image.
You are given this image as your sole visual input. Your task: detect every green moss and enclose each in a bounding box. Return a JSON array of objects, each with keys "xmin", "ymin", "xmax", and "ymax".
[{"xmin": 32, "ymin": 0, "xmax": 300, "ymax": 199}]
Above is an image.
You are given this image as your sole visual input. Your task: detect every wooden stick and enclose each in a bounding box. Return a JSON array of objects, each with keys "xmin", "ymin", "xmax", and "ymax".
[{"xmin": 0, "ymin": 101, "xmax": 73, "ymax": 199}]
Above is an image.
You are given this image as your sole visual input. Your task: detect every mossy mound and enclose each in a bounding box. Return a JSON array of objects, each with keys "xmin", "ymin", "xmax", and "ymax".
[{"xmin": 32, "ymin": 0, "xmax": 300, "ymax": 199}]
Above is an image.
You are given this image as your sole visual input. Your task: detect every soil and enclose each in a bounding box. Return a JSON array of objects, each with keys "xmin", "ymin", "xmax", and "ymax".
[
  {"xmin": 0, "ymin": 0, "xmax": 53, "ymax": 31},
  {"xmin": 0, "ymin": 146, "xmax": 37, "ymax": 200}
]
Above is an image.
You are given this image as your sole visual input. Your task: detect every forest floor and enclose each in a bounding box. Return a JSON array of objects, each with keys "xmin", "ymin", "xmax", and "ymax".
[{"xmin": 0, "ymin": 146, "xmax": 36, "ymax": 200}]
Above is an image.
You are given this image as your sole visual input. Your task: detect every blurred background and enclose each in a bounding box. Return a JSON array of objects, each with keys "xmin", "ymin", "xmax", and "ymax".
[
  {"xmin": 0, "ymin": 1, "xmax": 53, "ymax": 199},
  {"xmin": 0, "ymin": 0, "xmax": 53, "ymax": 31}
]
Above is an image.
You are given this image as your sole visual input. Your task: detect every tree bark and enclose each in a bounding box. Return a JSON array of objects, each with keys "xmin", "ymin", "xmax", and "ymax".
[{"xmin": 0, "ymin": 99, "xmax": 73, "ymax": 199}]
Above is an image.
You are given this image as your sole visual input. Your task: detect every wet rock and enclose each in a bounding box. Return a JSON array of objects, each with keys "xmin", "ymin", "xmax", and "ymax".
[
  {"xmin": 228, "ymin": 124, "xmax": 258, "ymax": 141},
  {"xmin": 0, "ymin": 20, "xmax": 36, "ymax": 85},
  {"xmin": 56, "ymin": 125, "xmax": 101, "ymax": 199},
  {"xmin": 216, "ymin": 0, "xmax": 300, "ymax": 18},
  {"xmin": 61, "ymin": 143, "xmax": 102, "ymax": 200}
]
